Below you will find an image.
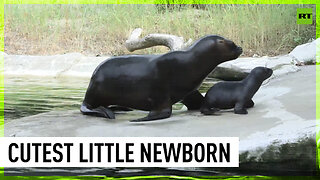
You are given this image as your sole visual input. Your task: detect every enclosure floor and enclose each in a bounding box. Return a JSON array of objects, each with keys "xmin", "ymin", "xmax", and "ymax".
[{"xmin": 5, "ymin": 66, "xmax": 316, "ymax": 149}]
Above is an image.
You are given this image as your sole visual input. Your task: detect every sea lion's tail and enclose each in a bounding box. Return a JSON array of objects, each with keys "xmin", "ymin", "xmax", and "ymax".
[{"xmin": 80, "ymin": 103, "xmax": 115, "ymax": 119}]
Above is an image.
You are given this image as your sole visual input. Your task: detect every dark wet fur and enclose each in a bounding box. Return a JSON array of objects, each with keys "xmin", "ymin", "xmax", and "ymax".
[
  {"xmin": 81, "ymin": 35, "xmax": 243, "ymax": 121},
  {"xmin": 201, "ymin": 67, "xmax": 273, "ymax": 115}
]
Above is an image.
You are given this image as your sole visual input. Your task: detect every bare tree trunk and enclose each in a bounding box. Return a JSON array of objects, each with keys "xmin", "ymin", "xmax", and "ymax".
[{"xmin": 125, "ymin": 28, "xmax": 193, "ymax": 52}]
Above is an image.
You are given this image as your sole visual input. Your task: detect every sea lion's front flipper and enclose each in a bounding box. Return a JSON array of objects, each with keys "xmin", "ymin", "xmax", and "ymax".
[
  {"xmin": 234, "ymin": 102, "xmax": 248, "ymax": 114},
  {"xmin": 130, "ymin": 107, "xmax": 172, "ymax": 122},
  {"xmin": 182, "ymin": 90, "xmax": 204, "ymax": 110},
  {"xmin": 245, "ymin": 100, "xmax": 254, "ymax": 108},
  {"xmin": 80, "ymin": 103, "xmax": 115, "ymax": 119}
]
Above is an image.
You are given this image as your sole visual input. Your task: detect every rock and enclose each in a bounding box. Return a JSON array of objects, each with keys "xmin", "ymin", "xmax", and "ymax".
[
  {"xmin": 209, "ymin": 66, "xmax": 248, "ymax": 81},
  {"xmin": 62, "ymin": 57, "xmax": 107, "ymax": 77},
  {"xmin": 289, "ymin": 38, "xmax": 318, "ymax": 65},
  {"xmin": 209, "ymin": 39, "xmax": 319, "ymax": 81},
  {"xmin": 210, "ymin": 55, "xmax": 300, "ymax": 81},
  {"xmin": 0, "ymin": 51, "xmax": 8, "ymax": 57},
  {"xmin": 5, "ymin": 66, "xmax": 316, "ymax": 175},
  {"xmin": 252, "ymin": 54, "xmax": 259, "ymax": 58},
  {"xmin": 4, "ymin": 53, "xmax": 108, "ymax": 78}
]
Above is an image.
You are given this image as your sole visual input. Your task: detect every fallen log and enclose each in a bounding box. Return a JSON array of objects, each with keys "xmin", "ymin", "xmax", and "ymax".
[{"xmin": 125, "ymin": 28, "xmax": 192, "ymax": 52}]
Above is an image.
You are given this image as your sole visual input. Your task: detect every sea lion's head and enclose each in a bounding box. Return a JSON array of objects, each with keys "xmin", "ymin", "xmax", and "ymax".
[
  {"xmin": 195, "ymin": 35, "xmax": 242, "ymax": 62},
  {"xmin": 209, "ymin": 35, "xmax": 243, "ymax": 61},
  {"xmin": 251, "ymin": 67, "xmax": 273, "ymax": 81}
]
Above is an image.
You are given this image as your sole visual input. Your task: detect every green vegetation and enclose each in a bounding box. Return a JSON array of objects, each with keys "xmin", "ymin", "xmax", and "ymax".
[{"xmin": 4, "ymin": 4, "xmax": 316, "ymax": 56}]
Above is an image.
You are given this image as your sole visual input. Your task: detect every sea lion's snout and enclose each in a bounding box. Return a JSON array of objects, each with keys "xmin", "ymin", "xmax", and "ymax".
[
  {"xmin": 266, "ymin": 68, "xmax": 273, "ymax": 78},
  {"xmin": 236, "ymin": 46, "xmax": 243, "ymax": 54},
  {"xmin": 231, "ymin": 46, "xmax": 242, "ymax": 59},
  {"xmin": 252, "ymin": 67, "xmax": 273, "ymax": 79}
]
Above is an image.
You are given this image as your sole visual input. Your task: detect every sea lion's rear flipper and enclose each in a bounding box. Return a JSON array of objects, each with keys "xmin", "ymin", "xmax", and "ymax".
[
  {"xmin": 182, "ymin": 90, "xmax": 204, "ymax": 110},
  {"xmin": 200, "ymin": 100, "xmax": 220, "ymax": 115},
  {"xmin": 130, "ymin": 107, "xmax": 172, "ymax": 122},
  {"xmin": 80, "ymin": 103, "xmax": 115, "ymax": 119},
  {"xmin": 200, "ymin": 107, "xmax": 220, "ymax": 115}
]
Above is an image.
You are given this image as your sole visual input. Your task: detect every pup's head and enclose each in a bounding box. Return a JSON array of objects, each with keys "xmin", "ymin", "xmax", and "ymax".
[{"xmin": 251, "ymin": 67, "xmax": 273, "ymax": 81}]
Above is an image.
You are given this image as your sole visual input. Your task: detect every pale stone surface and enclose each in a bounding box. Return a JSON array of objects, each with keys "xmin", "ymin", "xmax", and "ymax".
[
  {"xmin": 210, "ymin": 55, "xmax": 300, "ymax": 80},
  {"xmin": 289, "ymin": 38, "xmax": 318, "ymax": 64},
  {"xmin": 5, "ymin": 66, "xmax": 316, "ymax": 159}
]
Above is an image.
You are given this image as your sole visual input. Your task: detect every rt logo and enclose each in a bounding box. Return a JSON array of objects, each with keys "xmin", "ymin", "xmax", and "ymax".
[{"xmin": 297, "ymin": 8, "xmax": 312, "ymax": 24}]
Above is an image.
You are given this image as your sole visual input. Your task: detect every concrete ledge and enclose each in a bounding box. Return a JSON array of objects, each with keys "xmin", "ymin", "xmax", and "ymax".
[{"xmin": 5, "ymin": 66, "xmax": 316, "ymax": 174}]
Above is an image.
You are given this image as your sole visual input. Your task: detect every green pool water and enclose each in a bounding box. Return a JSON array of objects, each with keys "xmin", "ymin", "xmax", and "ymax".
[{"xmin": 4, "ymin": 76, "xmax": 217, "ymax": 120}]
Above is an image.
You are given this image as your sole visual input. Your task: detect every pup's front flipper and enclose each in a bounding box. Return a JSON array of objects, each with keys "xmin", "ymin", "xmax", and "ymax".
[
  {"xmin": 81, "ymin": 103, "xmax": 115, "ymax": 119},
  {"xmin": 130, "ymin": 107, "xmax": 172, "ymax": 122}
]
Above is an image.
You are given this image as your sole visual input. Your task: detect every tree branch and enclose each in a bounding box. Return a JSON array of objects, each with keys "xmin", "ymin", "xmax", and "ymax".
[{"xmin": 125, "ymin": 28, "xmax": 193, "ymax": 52}]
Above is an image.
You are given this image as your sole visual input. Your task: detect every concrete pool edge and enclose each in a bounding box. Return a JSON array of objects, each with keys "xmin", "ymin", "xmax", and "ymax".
[{"xmin": 4, "ymin": 65, "xmax": 317, "ymax": 174}]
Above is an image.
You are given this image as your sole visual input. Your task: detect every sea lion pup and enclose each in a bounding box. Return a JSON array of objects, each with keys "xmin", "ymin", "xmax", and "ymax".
[
  {"xmin": 81, "ymin": 35, "xmax": 243, "ymax": 122},
  {"xmin": 200, "ymin": 67, "xmax": 273, "ymax": 115}
]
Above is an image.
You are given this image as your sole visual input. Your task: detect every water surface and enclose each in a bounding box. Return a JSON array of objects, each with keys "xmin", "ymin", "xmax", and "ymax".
[{"xmin": 4, "ymin": 76, "xmax": 217, "ymax": 120}]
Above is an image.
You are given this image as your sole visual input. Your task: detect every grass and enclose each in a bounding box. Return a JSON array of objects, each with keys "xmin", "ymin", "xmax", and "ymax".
[{"xmin": 4, "ymin": 4, "xmax": 316, "ymax": 56}]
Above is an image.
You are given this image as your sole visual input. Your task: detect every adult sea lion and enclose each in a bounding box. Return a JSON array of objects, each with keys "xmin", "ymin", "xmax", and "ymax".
[
  {"xmin": 200, "ymin": 67, "xmax": 273, "ymax": 115},
  {"xmin": 81, "ymin": 35, "xmax": 243, "ymax": 122}
]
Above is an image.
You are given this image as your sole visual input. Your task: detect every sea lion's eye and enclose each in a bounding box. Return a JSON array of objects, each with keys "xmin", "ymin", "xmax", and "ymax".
[{"xmin": 217, "ymin": 39, "xmax": 224, "ymax": 43}]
